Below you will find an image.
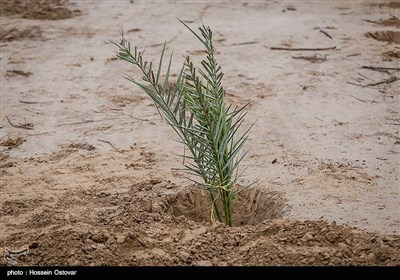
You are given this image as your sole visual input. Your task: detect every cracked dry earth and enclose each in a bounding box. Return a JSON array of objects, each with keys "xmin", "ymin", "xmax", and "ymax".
[{"xmin": 1, "ymin": 0, "xmax": 399, "ymax": 266}]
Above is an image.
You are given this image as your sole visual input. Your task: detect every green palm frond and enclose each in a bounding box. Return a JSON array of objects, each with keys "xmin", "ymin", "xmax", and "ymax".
[{"xmin": 113, "ymin": 21, "xmax": 252, "ymax": 226}]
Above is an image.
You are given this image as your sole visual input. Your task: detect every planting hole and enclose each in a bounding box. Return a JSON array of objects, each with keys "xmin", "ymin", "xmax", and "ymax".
[{"xmin": 164, "ymin": 187, "xmax": 285, "ymax": 226}]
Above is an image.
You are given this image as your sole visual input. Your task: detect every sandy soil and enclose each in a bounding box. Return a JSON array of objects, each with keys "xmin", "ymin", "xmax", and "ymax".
[{"xmin": 0, "ymin": 0, "xmax": 399, "ymax": 266}]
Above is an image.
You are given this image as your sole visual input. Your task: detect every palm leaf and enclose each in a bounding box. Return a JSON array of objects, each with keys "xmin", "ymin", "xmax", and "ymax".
[{"xmin": 113, "ymin": 21, "xmax": 253, "ymax": 226}]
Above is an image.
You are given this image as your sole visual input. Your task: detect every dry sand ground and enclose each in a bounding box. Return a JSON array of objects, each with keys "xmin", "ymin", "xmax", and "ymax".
[{"xmin": 0, "ymin": 0, "xmax": 399, "ymax": 266}]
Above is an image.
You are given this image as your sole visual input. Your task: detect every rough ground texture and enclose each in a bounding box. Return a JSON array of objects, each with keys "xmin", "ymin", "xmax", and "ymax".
[{"xmin": 0, "ymin": 0, "xmax": 399, "ymax": 266}]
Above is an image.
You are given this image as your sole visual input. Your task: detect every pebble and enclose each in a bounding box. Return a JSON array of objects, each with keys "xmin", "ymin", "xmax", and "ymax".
[
  {"xmin": 110, "ymin": 200, "xmax": 118, "ymax": 205},
  {"xmin": 150, "ymin": 179, "xmax": 162, "ymax": 185},
  {"xmin": 325, "ymin": 232, "xmax": 338, "ymax": 243},
  {"xmin": 337, "ymin": 242, "xmax": 347, "ymax": 249},
  {"xmin": 67, "ymin": 258, "xmax": 80, "ymax": 266},
  {"xmin": 382, "ymin": 236, "xmax": 395, "ymax": 242},
  {"xmin": 177, "ymin": 251, "xmax": 190, "ymax": 262},
  {"xmin": 92, "ymin": 230, "xmax": 110, "ymax": 243},
  {"xmin": 142, "ymin": 200, "xmax": 152, "ymax": 212},
  {"xmin": 301, "ymin": 232, "xmax": 314, "ymax": 242},
  {"xmin": 195, "ymin": 260, "xmax": 212, "ymax": 266},
  {"xmin": 151, "ymin": 203, "xmax": 163, "ymax": 213},
  {"xmin": 122, "ymin": 195, "xmax": 132, "ymax": 202},
  {"xmin": 366, "ymin": 253, "xmax": 376, "ymax": 262},
  {"xmin": 95, "ymin": 244, "xmax": 106, "ymax": 250},
  {"xmin": 166, "ymin": 194, "xmax": 176, "ymax": 204},
  {"xmin": 118, "ymin": 231, "xmax": 132, "ymax": 244},
  {"xmin": 29, "ymin": 242, "xmax": 39, "ymax": 249},
  {"xmin": 114, "ymin": 220, "xmax": 124, "ymax": 226}
]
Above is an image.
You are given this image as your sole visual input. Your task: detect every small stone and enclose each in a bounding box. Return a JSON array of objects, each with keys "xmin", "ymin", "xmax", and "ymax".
[
  {"xmin": 110, "ymin": 200, "xmax": 118, "ymax": 205},
  {"xmin": 90, "ymin": 230, "xmax": 110, "ymax": 243},
  {"xmin": 195, "ymin": 260, "xmax": 212, "ymax": 266},
  {"xmin": 166, "ymin": 194, "xmax": 176, "ymax": 204},
  {"xmin": 99, "ymin": 191, "xmax": 108, "ymax": 197},
  {"xmin": 67, "ymin": 258, "xmax": 80, "ymax": 266},
  {"xmin": 301, "ymin": 232, "xmax": 314, "ymax": 243},
  {"xmin": 366, "ymin": 253, "xmax": 376, "ymax": 262},
  {"xmin": 82, "ymin": 245, "xmax": 94, "ymax": 254},
  {"xmin": 151, "ymin": 203, "xmax": 163, "ymax": 213},
  {"xmin": 382, "ymin": 236, "xmax": 395, "ymax": 242},
  {"xmin": 142, "ymin": 199, "xmax": 152, "ymax": 212},
  {"xmin": 325, "ymin": 232, "xmax": 338, "ymax": 243},
  {"xmin": 375, "ymin": 250, "xmax": 390, "ymax": 262},
  {"xmin": 116, "ymin": 232, "xmax": 130, "ymax": 244},
  {"xmin": 114, "ymin": 220, "xmax": 124, "ymax": 226},
  {"xmin": 29, "ymin": 242, "xmax": 39, "ymax": 249},
  {"xmin": 95, "ymin": 244, "xmax": 106, "ymax": 250},
  {"xmin": 337, "ymin": 242, "xmax": 347, "ymax": 249},
  {"xmin": 177, "ymin": 251, "xmax": 190, "ymax": 262},
  {"xmin": 150, "ymin": 179, "xmax": 162, "ymax": 185}
]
